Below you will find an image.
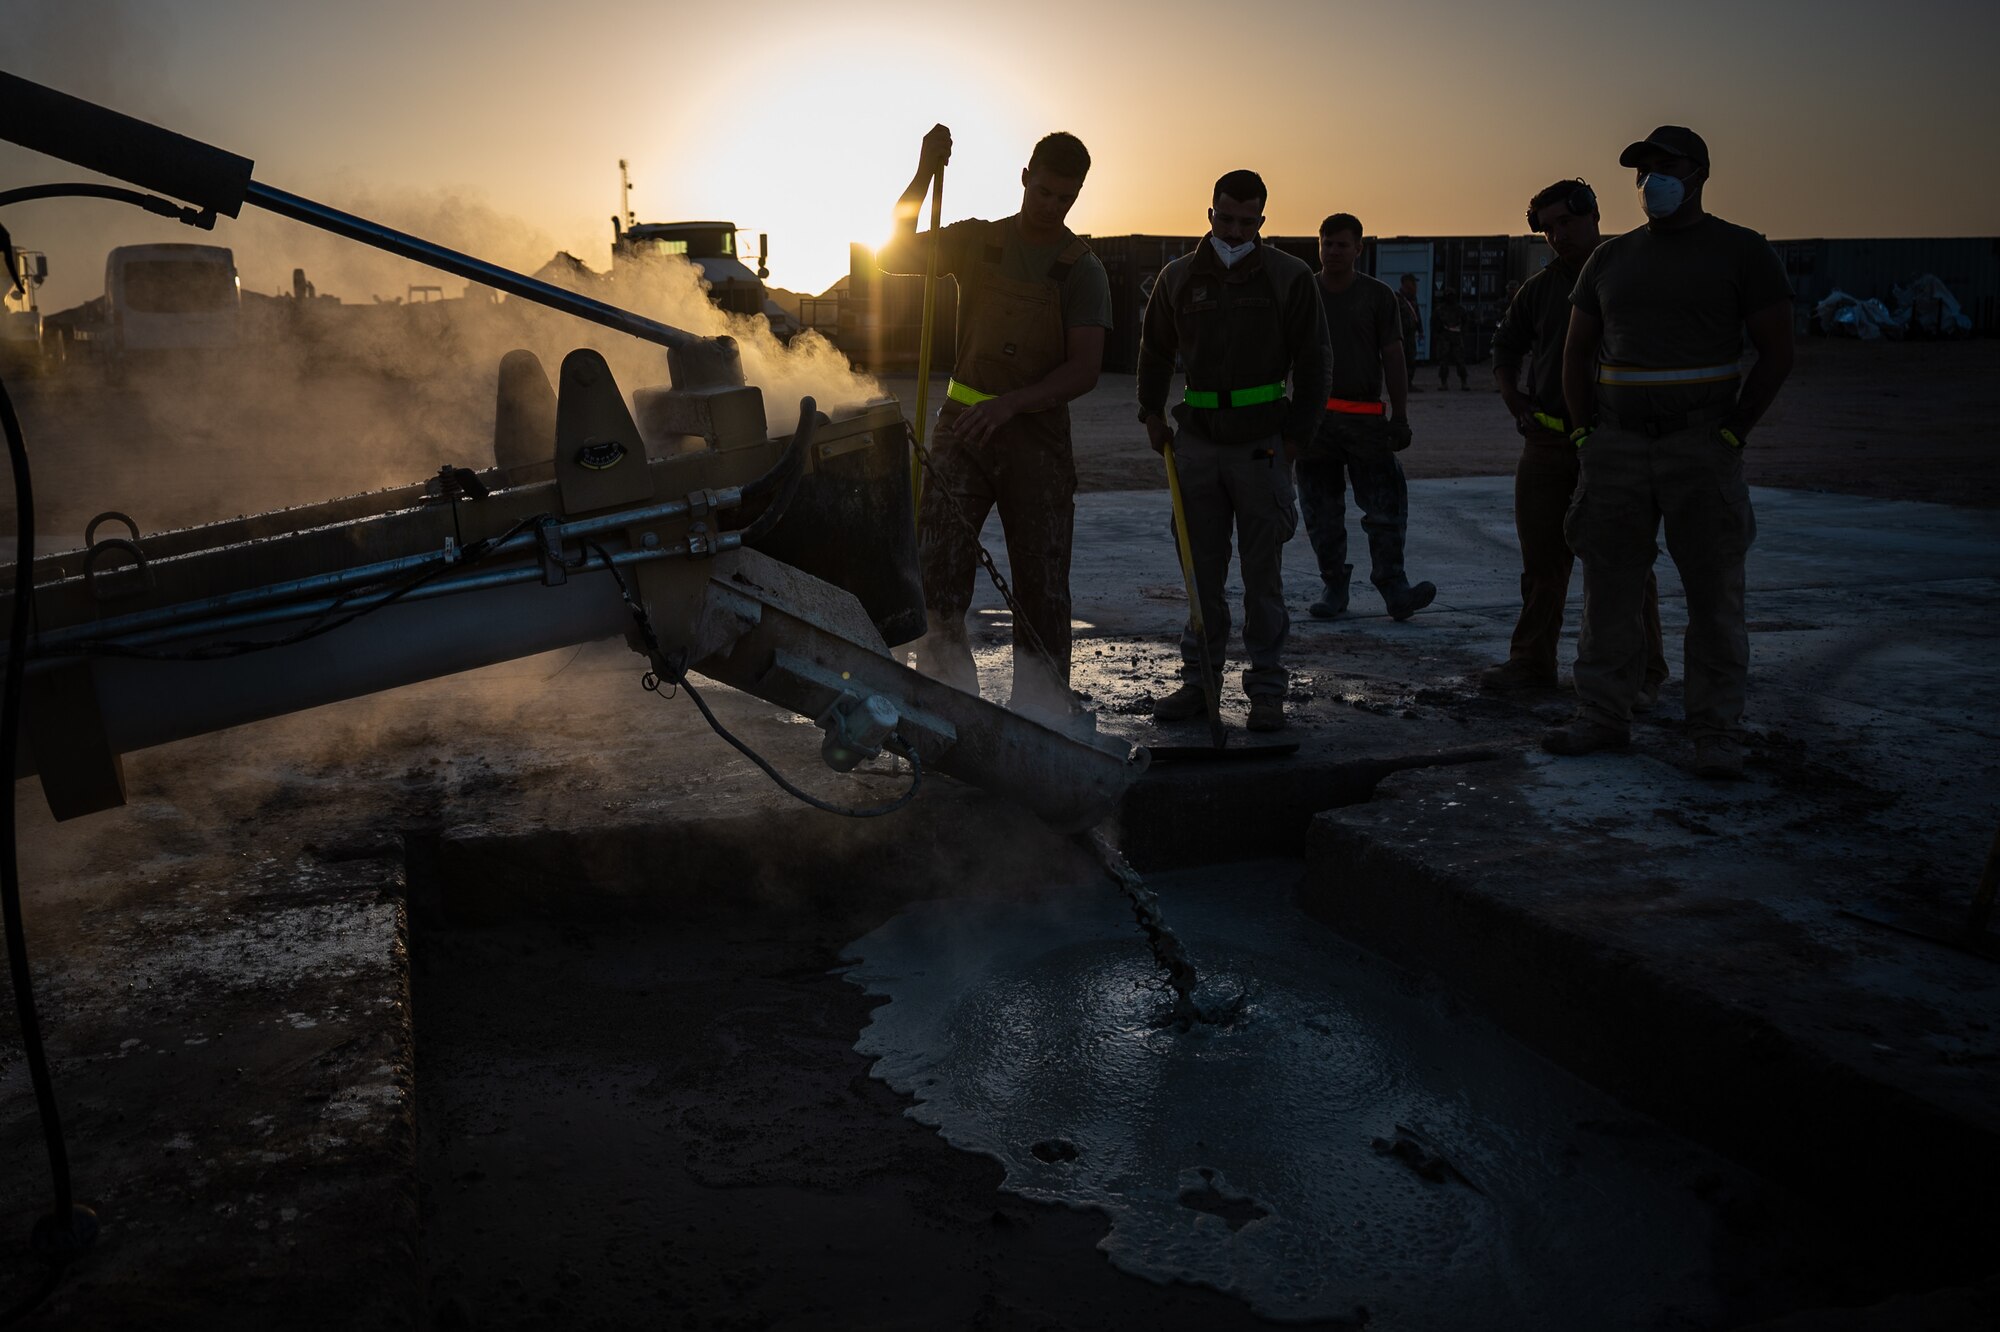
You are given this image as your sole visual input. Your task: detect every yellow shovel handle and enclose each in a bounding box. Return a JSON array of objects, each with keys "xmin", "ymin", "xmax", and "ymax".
[
  {"xmin": 1162, "ymin": 439, "xmax": 1204, "ymax": 641},
  {"xmin": 910, "ymin": 164, "xmax": 944, "ymax": 530}
]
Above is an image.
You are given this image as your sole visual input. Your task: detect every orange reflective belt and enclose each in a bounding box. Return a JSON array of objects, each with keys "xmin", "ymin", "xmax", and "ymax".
[{"xmin": 1324, "ymin": 397, "xmax": 1385, "ymax": 416}]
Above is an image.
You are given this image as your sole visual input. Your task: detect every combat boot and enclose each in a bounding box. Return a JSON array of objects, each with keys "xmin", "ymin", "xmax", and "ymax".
[
  {"xmin": 1309, "ymin": 566, "xmax": 1352, "ymax": 620},
  {"xmin": 1382, "ymin": 578, "xmax": 1437, "ymax": 622},
  {"xmin": 1246, "ymin": 697, "xmax": 1286, "ymax": 732},
  {"xmin": 1152, "ymin": 683, "xmax": 1211, "ymax": 723}
]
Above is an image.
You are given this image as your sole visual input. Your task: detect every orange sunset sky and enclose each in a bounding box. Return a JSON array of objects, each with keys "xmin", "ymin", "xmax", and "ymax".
[{"xmin": 4, "ymin": 0, "xmax": 1997, "ymax": 311}]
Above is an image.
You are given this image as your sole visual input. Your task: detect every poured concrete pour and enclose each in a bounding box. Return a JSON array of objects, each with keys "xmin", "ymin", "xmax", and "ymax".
[{"xmin": 847, "ymin": 862, "xmax": 1791, "ymax": 1330}]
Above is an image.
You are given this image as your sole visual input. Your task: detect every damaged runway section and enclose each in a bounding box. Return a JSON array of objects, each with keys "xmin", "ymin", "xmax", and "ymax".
[{"xmin": 846, "ymin": 861, "xmax": 1811, "ymax": 1330}]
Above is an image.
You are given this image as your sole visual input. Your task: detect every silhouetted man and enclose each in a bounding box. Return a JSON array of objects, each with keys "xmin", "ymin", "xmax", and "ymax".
[
  {"xmin": 1138, "ymin": 171, "xmax": 1329, "ymax": 732},
  {"xmin": 1296, "ymin": 213, "xmax": 1435, "ymax": 622},
  {"xmin": 1545, "ymin": 126, "xmax": 1794, "ymax": 780},
  {"xmin": 1482, "ymin": 178, "xmax": 1667, "ymax": 702},
  {"xmin": 878, "ymin": 126, "xmax": 1111, "ymax": 721},
  {"xmin": 1396, "ymin": 272, "xmax": 1423, "ymax": 390}
]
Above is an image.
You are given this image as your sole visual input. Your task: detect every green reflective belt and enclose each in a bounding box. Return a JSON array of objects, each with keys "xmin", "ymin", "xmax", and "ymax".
[
  {"xmin": 945, "ymin": 378, "xmax": 996, "ymax": 407},
  {"xmin": 1183, "ymin": 382, "xmax": 1286, "ymax": 410},
  {"xmin": 1531, "ymin": 411, "xmax": 1567, "ymax": 434}
]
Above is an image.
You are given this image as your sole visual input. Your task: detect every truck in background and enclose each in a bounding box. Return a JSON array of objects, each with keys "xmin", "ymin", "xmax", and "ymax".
[
  {"xmin": 605, "ymin": 160, "xmax": 796, "ymax": 337},
  {"xmin": 47, "ymin": 242, "xmax": 241, "ymax": 379},
  {"xmin": 2, "ymin": 244, "xmax": 54, "ymax": 376}
]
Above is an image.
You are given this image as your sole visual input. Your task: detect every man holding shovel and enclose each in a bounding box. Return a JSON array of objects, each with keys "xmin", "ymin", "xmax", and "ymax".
[
  {"xmin": 1138, "ymin": 170, "xmax": 1329, "ymax": 734},
  {"xmin": 877, "ymin": 125, "xmax": 1110, "ymax": 722}
]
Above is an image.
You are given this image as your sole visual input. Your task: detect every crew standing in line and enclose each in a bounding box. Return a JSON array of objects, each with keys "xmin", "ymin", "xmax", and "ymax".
[
  {"xmin": 1545, "ymin": 127, "xmax": 1795, "ymax": 779},
  {"xmin": 876, "ymin": 125, "xmax": 1112, "ymax": 721},
  {"xmin": 1138, "ymin": 171, "xmax": 1329, "ymax": 733},
  {"xmin": 1481, "ymin": 179, "xmax": 1667, "ymax": 700},
  {"xmin": 1295, "ymin": 213, "xmax": 1435, "ymax": 622},
  {"xmin": 1396, "ymin": 273, "xmax": 1424, "ymax": 390}
]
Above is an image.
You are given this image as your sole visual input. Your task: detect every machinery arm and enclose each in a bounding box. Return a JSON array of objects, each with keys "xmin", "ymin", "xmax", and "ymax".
[
  {"xmin": 0, "ymin": 70, "xmax": 711, "ymax": 357},
  {"xmin": 2, "ymin": 353, "xmax": 1143, "ymax": 831}
]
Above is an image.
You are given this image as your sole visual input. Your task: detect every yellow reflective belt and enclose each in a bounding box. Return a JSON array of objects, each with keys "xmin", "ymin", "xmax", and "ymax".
[
  {"xmin": 1530, "ymin": 411, "xmax": 1567, "ymax": 434},
  {"xmin": 1596, "ymin": 362, "xmax": 1744, "ymax": 387},
  {"xmin": 1183, "ymin": 382, "xmax": 1285, "ymax": 410},
  {"xmin": 946, "ymin": 378, "xmax": 996, "ymax": 406}
]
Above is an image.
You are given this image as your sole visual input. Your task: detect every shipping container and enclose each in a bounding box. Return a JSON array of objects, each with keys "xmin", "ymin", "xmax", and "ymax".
[
  {"xmin": 1093, "ymin": 234, "xmax": 1199, "ymax": 373},
  {"xmin": 1365, "ymin": 236, "xmax": 1514, "ymax": 364},
  {"xmin": 1507, "ymin": 234, "xmax": 1555, "ymax": 289},
  {"xmin": 836, "ymin": 242, "xmax": 960, "ymax": 373}
]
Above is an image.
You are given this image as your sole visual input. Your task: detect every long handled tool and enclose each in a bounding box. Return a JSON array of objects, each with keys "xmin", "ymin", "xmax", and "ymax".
[
  {"xmin": 1161, "ymin": 440, "xmax": 1227, "ymax": 749},
  {"xmin": 909, "ymin": 162, "xmax": 944, "ymax": 529}
]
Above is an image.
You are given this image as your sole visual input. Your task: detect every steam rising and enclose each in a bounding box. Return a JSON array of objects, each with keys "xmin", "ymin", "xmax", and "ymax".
[
  {"xmin": 228, "ymin": 178, "xmax": 881, "ymax": 422},
  {"xmin": 4, "ymin": 0, "xmax": 879, "ymax": 542},
  {"xmin": 9, "ymin": 184, "xmax": 879, "ymax": 542}
]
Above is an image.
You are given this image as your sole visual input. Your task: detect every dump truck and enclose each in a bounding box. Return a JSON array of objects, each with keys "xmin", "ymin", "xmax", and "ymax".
[{"xmin": 608, "ymin": 159, "xmax": 796, "ymax": 333}]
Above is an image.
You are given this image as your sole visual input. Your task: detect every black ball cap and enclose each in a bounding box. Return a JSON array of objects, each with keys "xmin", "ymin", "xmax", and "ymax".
[{"xmin": 1619, "ymin": 126, "xmax": 1710, "ymax": 169}]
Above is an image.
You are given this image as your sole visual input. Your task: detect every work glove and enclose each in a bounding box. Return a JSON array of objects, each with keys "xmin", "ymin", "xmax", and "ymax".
[
  {"xmin": 1388, "ymin": 417, "xmax": 1413, "ymax": 452},
  {"xmin": 921, "ymin": 124, "xmax": 953, "ymax": 175},
  {"xmin": 1713, "ymin": 425, "xmax": 1747, "ymax": 450}
]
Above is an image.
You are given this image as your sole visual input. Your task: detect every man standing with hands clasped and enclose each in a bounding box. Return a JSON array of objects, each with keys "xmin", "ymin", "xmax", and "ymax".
[
  {"xmin": 1546, "ymin": 126, "xmax": 1794, "ymax": 779},
  {"xmin": 1138, "ymin": 170, "xmax": 1329, "ymax": 733},
  {"xmin": 1482, "ymin": 178, "xmax": 1667, "ymax": 701}
]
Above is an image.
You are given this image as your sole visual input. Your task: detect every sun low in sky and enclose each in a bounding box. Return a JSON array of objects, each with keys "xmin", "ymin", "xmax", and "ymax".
[{"xmin": 4, "ymin": 0, "xmax": 1996, "ymax": 309}]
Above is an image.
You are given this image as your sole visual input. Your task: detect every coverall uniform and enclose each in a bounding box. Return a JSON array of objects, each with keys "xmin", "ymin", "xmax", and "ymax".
[
  {"xmin": 1433, "ymin": 299, "xmax": 1471, "ymax": 389},
  {"xmin": 1137, "ymin": 238, "xmax": 1329, "ymax": 704},
  {"xmin": 1490, "ymin": 258, "xmax": 1667, "ymax": 689},
  {"xmin": 892, "ymin": 216, "xmax": 1112, "ymax": 715},
  {"xmin": 1566, "ymin": 215, "xmax": 1792, "ymax": 740},
  {"xmin": 1295, "ymin": 272, "xmax": 1425, "ymax": 613}
]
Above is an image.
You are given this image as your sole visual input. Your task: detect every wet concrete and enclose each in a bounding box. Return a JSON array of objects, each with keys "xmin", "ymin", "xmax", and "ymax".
[
  {"xmin": 846, "ymin": 861, "xmax": 1843, "ymax": 1329},
  {"xmin": 408, "ymin": 841, "xmax": 1354, "ymax": 1332}
]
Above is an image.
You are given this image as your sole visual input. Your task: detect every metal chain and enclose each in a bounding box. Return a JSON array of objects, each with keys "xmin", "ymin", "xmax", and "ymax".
[{"xmin": 905, "ymin": 420, "xmax": 1068, "ymax": 695}]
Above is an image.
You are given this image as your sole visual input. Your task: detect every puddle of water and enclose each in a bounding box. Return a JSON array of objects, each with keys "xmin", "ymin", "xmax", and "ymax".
[{"xmin": 845, "ymin": 861, "xmax": 1772, "ymax": 1330}]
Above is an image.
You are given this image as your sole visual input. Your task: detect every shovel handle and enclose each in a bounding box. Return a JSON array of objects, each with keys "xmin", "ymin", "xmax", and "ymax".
[{"xmin": 909, "ymin": 165, "xmax": 945, "ymax": 528}]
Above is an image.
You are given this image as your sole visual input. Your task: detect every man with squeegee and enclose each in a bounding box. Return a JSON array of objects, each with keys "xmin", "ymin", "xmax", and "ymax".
[{"xmin": 1138, "ymin": 169, "xmax": 1329, "ymax": 739}]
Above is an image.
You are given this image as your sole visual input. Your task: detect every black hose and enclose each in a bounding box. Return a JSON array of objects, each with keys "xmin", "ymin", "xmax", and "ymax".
[
  {"xmin": 667, "ymin": 672, "xmax": 923, "ymax": 820},
  {"xmin": 584, "ymin": 541, "xmax": 921, "ymax": 819},
  {"xmin": 0, "ymin": 371, "xmax": 92, "ymax": 1323},
  {"xmin": 0, "ymin": 182, "xmax": 215, "ymax": 229}
]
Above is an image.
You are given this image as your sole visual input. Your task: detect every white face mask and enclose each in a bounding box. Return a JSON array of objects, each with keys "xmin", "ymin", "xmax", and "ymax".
[
  {"xmin": 1639, "ymin": 172, "xmax": 1687, "ymax": 219},
  {"xmin": 1210, "ymin": 235, "xmax": 1256, "ymax": 267}
]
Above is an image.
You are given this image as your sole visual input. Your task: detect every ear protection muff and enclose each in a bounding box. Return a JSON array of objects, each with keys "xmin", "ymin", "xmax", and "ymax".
[{"xmin": 1526, "ymin": 180, "xmax": 1597, "ymax": 232}]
